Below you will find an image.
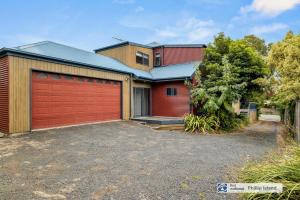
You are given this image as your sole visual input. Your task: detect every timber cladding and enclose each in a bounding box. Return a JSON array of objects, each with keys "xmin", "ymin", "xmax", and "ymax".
[
  {"xmin": 0, "ymin": 56, "xmax": 9, "ymax": 133},
  {"xmin": 97, "ymin": 44, "xmax": 153, "ymax": 71},
  {"xmin": 8, "ymin": 56, "xmax": 131, "ymax": 134}
]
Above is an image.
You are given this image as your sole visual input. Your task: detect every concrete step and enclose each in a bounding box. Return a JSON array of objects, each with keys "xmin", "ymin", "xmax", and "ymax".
[{"xmin": 153, "ymin": 124, "xmax": 185, "ymax": 131}]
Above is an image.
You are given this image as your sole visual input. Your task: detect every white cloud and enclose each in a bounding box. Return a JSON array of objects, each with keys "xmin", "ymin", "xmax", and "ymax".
[
  {"xmin": 120, "ymin": 12, "xmax": 219, "ymax": 43},
  {"xmin": 156, "ymin": 17, "xmax": 218, "ymax": 43},
  {"xmin": 135, "ymin": 6, "xmax": 144, "ymax": 12},
  {"xmin": 155, "ymin": 30, "xmax": 178, "ymax": 38},
  {"xmin": 188, "ymin": 28, "xmax": 215, "ymax": 41},
  {"xmin": 241, "ymin": 0, "xmax": 300, "ymax": 16},
  {"xmin": 250, "ymin": 23, "xmax": 289, "ymax": 35},
  {"xmin": 113, "ymin": 0, "xmax": 135, "ymax": 4}
]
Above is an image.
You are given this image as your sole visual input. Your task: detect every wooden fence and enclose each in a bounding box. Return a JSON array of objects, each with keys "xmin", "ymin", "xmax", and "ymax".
[
  {"xmin": 295, "ymin": 101, "xmax": 300, "ymax": 143},
  {"xmin": 284, "ymin": 101, "xmax": 300, "ymax": 143}
]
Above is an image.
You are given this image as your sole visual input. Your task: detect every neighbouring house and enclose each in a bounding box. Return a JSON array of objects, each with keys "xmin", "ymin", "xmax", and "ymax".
[{"xmin": 0, "ymin": 41, "xmax": 206, "ymax": 134}]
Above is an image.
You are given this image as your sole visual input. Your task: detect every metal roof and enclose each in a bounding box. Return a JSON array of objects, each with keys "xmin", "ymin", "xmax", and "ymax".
[
  {"xmin": 94, "ymin": 41, "xmax": 152, "ymax": 52},
  {"xmin": 13, "ymin": 41, "xmax": 152, "ymax": 79},
  {"xmin": 94, "ymin": 41, "xmax": 207, "ymax": 52},
  {"xmin": 155, "ymin": 44, "xmax": 207, "ymax": 48},
  {"xmin": 1, "ymin": 41, "xmax": 198, "ymax": 81},
  {"xmin": 150, "ymin": 62, "xmax": 199, "ymax": 81}
]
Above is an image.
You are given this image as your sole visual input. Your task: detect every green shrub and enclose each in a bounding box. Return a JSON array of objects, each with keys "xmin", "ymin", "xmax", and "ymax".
[
  {"xmin": 184, "ymin": 114, "xmax": 220, "ymax": 133},
  {"xmin": 184, "ymin": 113, "xmax": 248, "ymax": 133},
  {"xmin": 240, "ymin": 146, "xmax": 300, "ymax": 200}
]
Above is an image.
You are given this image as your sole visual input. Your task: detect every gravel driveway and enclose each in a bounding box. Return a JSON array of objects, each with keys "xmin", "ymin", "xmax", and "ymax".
[{"xmin": 0, "ymin": 120, "xmax": 278, "ymax": 200}]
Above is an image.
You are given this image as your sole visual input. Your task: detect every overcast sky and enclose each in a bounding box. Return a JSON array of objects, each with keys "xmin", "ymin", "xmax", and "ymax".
[{"xmin": 1, "ymin": 0, "xmax": 300, "ymax": 51}]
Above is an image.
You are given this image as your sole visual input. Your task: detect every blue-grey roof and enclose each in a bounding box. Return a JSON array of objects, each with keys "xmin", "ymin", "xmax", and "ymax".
[
  {"xmin": 94, "ymin": 41, "xmax": 152, "ymax": 52},
  {"xmin": 94, "ymin": 41, "xmax": 206, "ymax": 52},
  {"xmin": 13, "ymin": 41, "xmax": 152, "ymax": 79},
  {"xmin": 150, "ymin": 62, "xmax": 198, "ymax": 81},
  {"xmin": 3, "ymin": 41, "xmax": 197, "ymax": 81}
]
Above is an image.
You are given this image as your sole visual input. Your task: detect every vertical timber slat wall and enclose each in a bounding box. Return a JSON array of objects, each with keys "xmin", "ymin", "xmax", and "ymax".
[
  {"xmin": 97, "ymin": 45, "xmax": 153, "ymax": 71},
  {"xmin": 9, "ymin": 56, "xmax": 131, "ymax": 134},
  {"xmin": 0, "ymin": 56, "xmax": 9, "ymax": 133}
]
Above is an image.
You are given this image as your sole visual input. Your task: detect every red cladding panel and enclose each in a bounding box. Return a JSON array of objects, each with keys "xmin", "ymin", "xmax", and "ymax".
[
  {"xmin": 32, "ymin": 72, "xmax": 121, "ymax": 129},
  {"xmin": 153, "ymin": 47, "xmax": 204, "ymax": 66},
  {"xmin": 0, "ymin": 57, "xmax": 9, "ymax": 133},
  {"xmin": 152, "ymin": 81, "xmax": 190, "ymax": 117}
]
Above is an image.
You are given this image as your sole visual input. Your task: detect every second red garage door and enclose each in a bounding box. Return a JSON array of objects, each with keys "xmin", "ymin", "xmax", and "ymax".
[{"xmin": 31, "ymin": 71, "xmax": 121, "ymax": 129}]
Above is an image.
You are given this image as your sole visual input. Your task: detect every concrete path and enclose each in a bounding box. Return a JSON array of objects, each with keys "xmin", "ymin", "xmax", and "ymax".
[{"xmin": 0, "ymin": 120, "xmax": 279, "ymax": 200}]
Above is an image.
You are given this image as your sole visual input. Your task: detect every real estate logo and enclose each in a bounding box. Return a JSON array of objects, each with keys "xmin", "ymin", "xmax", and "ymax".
[
  {"xmin": 217, "ymin": 183, "xmax": 228, "ymax": 193},
  {"xmin": 217, "ymin": 183, "xmax": 283, "ymax": 193}
]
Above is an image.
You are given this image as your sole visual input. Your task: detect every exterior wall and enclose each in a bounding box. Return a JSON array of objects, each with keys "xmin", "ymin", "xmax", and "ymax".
[
  {"xmin": 8, "ymin": 56, "xmax": 131, "ymax": 134},
  {"xmin": 153, "ymin": 47, "xmax": 204, "ymax": 66},
  {"xmin": 97, "ymin": 45, "xmax": 153, "ymax": 71},
  {"xmin": 97, "ymin": 45, "xmax": 129, "ymax": 67},
  {"xmin": 0, "ymin": 56, "xmax": 9, "ymax": 133},
  {"xmin": 131, "ymin": 80, "xmax": 151, "ymax": 118},
  {"xmin": 152, "ymin": 81, "xmax": 190, "ymax": 117}
]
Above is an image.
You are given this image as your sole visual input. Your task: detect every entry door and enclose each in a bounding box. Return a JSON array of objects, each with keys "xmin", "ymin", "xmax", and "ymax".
[{"xmin": 134, "ymin": 88, "xmax": 150, "ymax": 117}]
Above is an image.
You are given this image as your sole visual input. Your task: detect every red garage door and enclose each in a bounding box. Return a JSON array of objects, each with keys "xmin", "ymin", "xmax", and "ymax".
[{"xmin": 32, "ymin": 71, "xmax": 121, "ymax": 129}]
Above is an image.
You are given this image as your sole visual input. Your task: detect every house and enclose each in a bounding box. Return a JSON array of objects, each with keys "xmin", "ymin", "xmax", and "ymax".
[{"xmin": 0, "ymin": 41, "xmax": 206, "ymax": 134}]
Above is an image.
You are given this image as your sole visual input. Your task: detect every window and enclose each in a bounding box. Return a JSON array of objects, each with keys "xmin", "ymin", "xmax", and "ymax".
[
  {"xmin": 96, "ymin": 79, "xmax": 104, "ymax": 84},
  {"xmin": 64, "ymin": 75, "xmax": 73, "ymax": 80},
  {"xmin": 51, "ymin": 74, "xmax": 61, "ymax": 80},
  {"xmin": 166, "ymin": 88, "xmax": 177, "ymax": 96},
  {"xmin": 37, "ymin": 72, "xmax": 48, "ymax": 79},
  {"xmin": 155, "ymin": 53, "xmax": 161, "ymax": 66},
  {"xmin": 78, "ymin": 77, "xmax": 85, "ymax": 82},
  {"xmin": 136, "ymin": 51, "xmax": 149, "ymax": 66}
]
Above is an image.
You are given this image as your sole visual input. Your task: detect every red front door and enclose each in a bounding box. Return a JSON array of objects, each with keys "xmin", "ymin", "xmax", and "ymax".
[{"xmin": 31, "ymin": 71, "xmax": 121, "ymax": 129}]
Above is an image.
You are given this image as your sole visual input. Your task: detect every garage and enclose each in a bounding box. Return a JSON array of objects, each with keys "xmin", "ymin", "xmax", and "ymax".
[{"xmin": 31, "ymin": 71, "xmax": 121, "ymax": 129}]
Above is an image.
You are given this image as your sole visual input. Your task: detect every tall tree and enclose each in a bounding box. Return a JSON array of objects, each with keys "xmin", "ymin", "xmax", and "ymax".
[
  {"xmin": 202, "ymin": 33, "xmax": 268, "ymax": 103},
  {"xmin": 243, "ymin": 34, "xmax": 268, "ymax": 56},
  {"xmin": 268, "ymin": 31, "xmax": 300, "ymax": 105}
]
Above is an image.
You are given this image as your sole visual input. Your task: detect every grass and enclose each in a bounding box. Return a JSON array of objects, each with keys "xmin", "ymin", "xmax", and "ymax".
[
  {"xmin": 192, "ymin": 175, "xmax": 201, "ymax": 181},
  {"xmin": 180, "ymin": 182, "xmax": 190, "ymax": 190},
  {"xmin": 239, "ymin": 144, "xmax": 300, "ymax": 200}
]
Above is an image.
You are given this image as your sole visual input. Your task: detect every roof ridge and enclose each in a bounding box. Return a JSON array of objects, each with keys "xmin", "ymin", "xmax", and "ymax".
[
  {"xmin": 14, "ymin": 41, "xmax": 51, "ymax": 50},
  {"xmin": 46, "ymin": 41, "xmax": 94, "ymax": 53},
  {"xmin": 15, "ymin": 41, "xmax": 95, "ymax": 54}
]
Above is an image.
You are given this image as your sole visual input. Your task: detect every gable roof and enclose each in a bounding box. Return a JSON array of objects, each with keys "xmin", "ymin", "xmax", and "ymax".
[
  {"xmin": 154, "ymin": 44, "xmax": 207, "ymax": 48},
  {"xmin": 0, "ymin": 41, "xmax": 198, "ymax": 81},
  {"xmin": 94, "ymin": 41, "xmax": 152, "ymax": 52},
  {"xmin": 94, "ymin": 41, "xmax": 206, "ymax": 52}
]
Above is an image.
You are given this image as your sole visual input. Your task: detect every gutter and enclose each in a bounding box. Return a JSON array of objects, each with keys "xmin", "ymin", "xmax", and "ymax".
[{"xmin": 134, "ymin": 76, "xmax": 192, "ymax": 82}]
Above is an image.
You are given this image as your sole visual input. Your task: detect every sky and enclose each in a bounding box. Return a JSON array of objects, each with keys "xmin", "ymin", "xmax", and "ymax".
[{"xmin": 0, "ymin": 0, "xmax": 300, "ymax": 51}]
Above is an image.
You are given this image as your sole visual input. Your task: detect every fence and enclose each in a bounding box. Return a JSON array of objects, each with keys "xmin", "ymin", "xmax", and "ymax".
[
  {"xmin": 284, "ymin": 101, "xmax": 300, "ymax": 143},
  {"xmin": 295, "ymin": 101, "xmax": 300, "ymax": 143}
]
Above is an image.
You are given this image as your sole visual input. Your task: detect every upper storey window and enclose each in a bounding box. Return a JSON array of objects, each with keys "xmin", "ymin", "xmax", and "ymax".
[
  {"xmin": 155, "ymin": 53, "xmax": 161, "ymax": 66},
  {"xmin": 136, "ymin": 51, "xmax": 149, "ymax": 66}
]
